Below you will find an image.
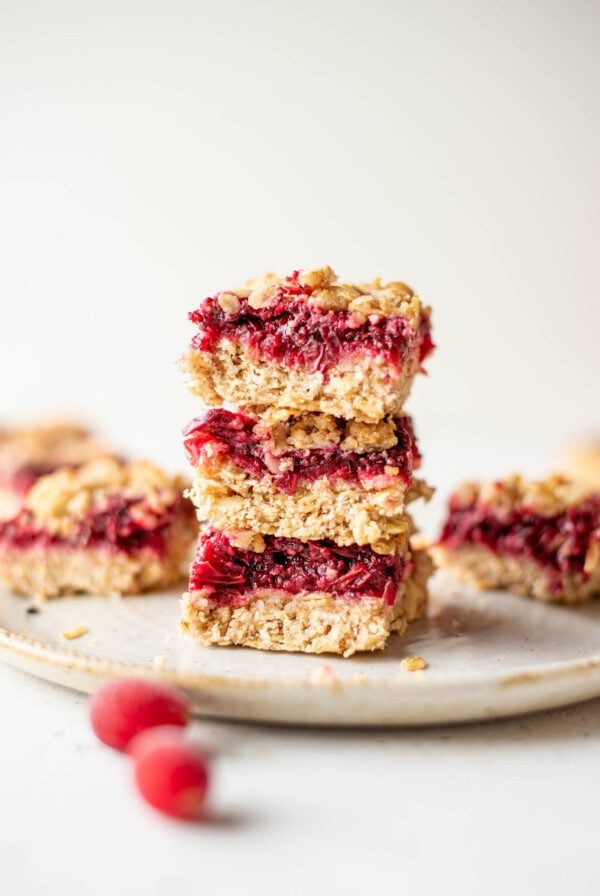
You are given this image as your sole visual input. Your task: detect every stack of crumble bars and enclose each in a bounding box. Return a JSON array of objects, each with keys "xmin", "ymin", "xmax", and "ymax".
[{"xmin": 180, "ymin": 266, "xmax": 436, "ymax": 656}]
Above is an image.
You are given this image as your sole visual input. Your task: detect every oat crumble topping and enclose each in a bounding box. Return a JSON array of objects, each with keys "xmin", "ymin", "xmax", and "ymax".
[
  {"xmin": 226, "ymin": 266, "xmax": 426, "ymax": 325},
  {"xmin": 451, "ymin": 473, "xmax": 595, "ymax": 517},
  {"xmin": 254, "ymin": 413, "xmax": 403, "ymax": 455},
  {"xmin": 24, "ymin": 458, "xmax": 186, "ymax": 536}
]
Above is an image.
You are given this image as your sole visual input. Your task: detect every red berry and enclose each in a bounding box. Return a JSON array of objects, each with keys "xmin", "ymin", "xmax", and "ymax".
[
  {"xmin": 89, "ymin": 677, "xmax": 189, "ymax": 751},
  {"xmin": 130, "ymin": 726, "xmax": 210, "ymax": 820}
]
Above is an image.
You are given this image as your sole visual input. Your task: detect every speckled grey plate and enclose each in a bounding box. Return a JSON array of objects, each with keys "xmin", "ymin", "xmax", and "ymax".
[{"xmin": 0, "ymin": 572, "xmax": 598, "ymax": 726}]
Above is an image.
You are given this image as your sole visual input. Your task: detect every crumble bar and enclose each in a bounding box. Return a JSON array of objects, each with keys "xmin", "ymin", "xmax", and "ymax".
[
  {"xmin": 436, "ymin": 473, "xmax": 600, "ymax": 603},
  {"xmin": 180, "ymin": 526, "xmax": 432, "ymax": 656},
  {"xmin": 183, "ymin": 408, "xmax": 432, "ymax": 548},
  {"xmin": 0, "ymin": 457, "xmax": 196, "ymax": 598},
  {"xmin": 181, "ymin": 266, "xmax": 434, "ymax": 421}
]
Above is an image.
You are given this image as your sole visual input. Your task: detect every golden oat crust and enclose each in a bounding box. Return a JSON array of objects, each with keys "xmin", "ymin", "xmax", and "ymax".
[
  {"xmin": 188, "ymin": 463, "xmax": 432, "ymax": 549},
  {"xmin": 182, "ymin": 342, "xmax": 421, "ymax": 422},
  {"xmin": 0, "ymin": 535, "xmax": 192, "ymax": 599},
  {"xmin": 434, "ymin": 544, "xmax": 600, "ymax": 604},
  {"xmin": 181, "ymin": 548, "xmax": 432, "ymax": 657}
]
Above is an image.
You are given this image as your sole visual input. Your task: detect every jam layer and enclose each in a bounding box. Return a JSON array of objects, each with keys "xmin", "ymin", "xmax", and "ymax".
[
  {"xmin": 183, "ymin": 410, "xmax": 420, "ymax": 495},
  {"xmin": 189, "ymin": 529, "xmax": 407, "ymax": 605},
  {"xmin": 0, "ymin": 495, "xmax": 190, "ymax": 556},
  {"xmin": 189, "ymin": 271, "xmax": 433, "ymax": 375},
  {"xmin": 439, "ymin": 495, "xmax": 600, "ymax": 591}
]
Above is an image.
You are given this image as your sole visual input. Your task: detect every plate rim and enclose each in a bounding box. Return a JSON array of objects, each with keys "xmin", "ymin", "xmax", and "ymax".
[{"xmin": 1, "ymin": 619, "xmax": 599, "ymax": 695}]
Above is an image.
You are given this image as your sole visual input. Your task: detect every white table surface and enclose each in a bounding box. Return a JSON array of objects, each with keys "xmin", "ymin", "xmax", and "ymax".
[{"xmin": 2, "ymin": 658, "xmax": 599, "ymax": 896}]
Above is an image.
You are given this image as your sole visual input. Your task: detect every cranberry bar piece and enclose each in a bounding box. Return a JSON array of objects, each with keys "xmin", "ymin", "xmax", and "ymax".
[
  {"xmin": 0, "ymin": 420, "xmax": 111, "ymax": 520},
  {"xmin": 184, "ymin": 409, "xmax": 432, "ymax": 549},
  {"xmin": 181, "ymin": 266, "xmax": 434, "ymax": 422},
  {"xmin": 437, "ymin": 474, "xmax": 600, "ymax": 603},
  {"xmin": 0, "ymin": 458, "xmax": 196, "ymax": 598},
  {"xmin": 181, "ymin": 526, "xmax": 432, "ymax": 656}
]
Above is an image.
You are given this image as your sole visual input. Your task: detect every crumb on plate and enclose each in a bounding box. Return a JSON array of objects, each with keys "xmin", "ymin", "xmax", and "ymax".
[{"xmin": 61, "ymin": 623, "xmax": 88, "ymax": 640}]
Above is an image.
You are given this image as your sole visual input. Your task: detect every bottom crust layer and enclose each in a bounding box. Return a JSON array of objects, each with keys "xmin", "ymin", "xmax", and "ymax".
[
  {"xmin": 190, "ymin": 468, "xmax": 428, "ymax": 549},
  {"xmin": 182, "ymin": 342, "xmax": 419, "ymax": 422},
  {"xmin": 0, "ymin": 539, "xmax": 191, "ymax": 599},
  {"xmin": 434, "ymin": 544, "xmax": 600, "ymax": 604},
  {"xmin": 181, "ymin": 549, "xmax": 432, "ymax": 657}
]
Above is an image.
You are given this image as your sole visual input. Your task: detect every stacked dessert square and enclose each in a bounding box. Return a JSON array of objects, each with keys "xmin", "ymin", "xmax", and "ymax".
[{"xmin": 180, "ymin": 266, "xmax": 436, "ymax": 656}]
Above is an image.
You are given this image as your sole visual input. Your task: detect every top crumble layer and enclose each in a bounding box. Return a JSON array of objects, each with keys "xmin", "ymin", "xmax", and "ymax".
[
  {"xmin": 21, "ymin": 457, "xmax": 188, "ymax": 538},
  {"xmin": 0, "ymin": 421, "xmax": 112, "ymax": 493},
  {"xmin": 448, "ymin": 473, "xmax": 597, "ymax": 518},
  {"xmin": 183, "ymin": 408, "xmax": 422, "ymax": 494},
  {"xmin": 188, "ymin": 266, "xmax": 434, "ymax": 375}
]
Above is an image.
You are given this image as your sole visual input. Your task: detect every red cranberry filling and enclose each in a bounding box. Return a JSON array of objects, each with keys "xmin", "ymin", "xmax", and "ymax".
[
  {"xmin": 439, "ymin": 495, "xmax": 600, "ymax": 591},
  {"xmin": 189, "ymin": 529, "xmax": 406, "ymax": 605},
  {"xmin": 183, "ymin": 410, "xmax": 420, "ymax": 494},
  {"xmin": 189, "ymin": 271, "xmax": 434, "ymax": 375},
  {"xmin": 0, "ymin": 495, "xmax": 191, "ymax": 556}
]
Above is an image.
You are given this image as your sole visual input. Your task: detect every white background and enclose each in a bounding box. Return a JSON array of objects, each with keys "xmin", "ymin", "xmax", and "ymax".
[
  {"xmin": 1, "ymin": 3, "xmax": 599, "ymax": 894},
  {"xmin": 1, "ymin": 0, "xmax": 599, "ymax": 486}
]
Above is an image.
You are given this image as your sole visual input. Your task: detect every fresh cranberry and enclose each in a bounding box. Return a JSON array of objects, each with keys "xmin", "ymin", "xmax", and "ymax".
[
  {"xmin": 89, "ymin": 678, "xmax": 190, "ymax": 751},
  {"xmin": 130, "ymin": 726, "xmax": 210, "ymax": 820},
  {"xmin": 189, "ymin": 529, "xmax": 406, "ymax": 605}
]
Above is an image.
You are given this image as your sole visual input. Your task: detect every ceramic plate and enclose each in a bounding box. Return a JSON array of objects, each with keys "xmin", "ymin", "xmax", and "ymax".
[{"xmin": 0, "ymin": 572, "xmax": 598, "ymax": 726}]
